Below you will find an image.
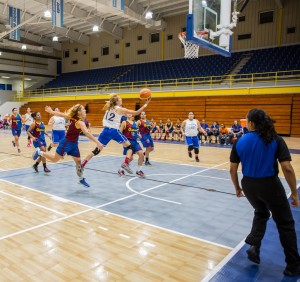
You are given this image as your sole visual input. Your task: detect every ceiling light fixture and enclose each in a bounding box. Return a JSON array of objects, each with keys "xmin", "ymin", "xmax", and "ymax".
[
  {"xmin": 24, "ymin": 78, "xmax": 32, "ymax": 81},
  {"xmin": 92, "ymin": 25, "xmax": 99, "ymax": 32},
  {"xmin": 44, "ymin": 9, "xmax": 51, "ymax": 18},
  {"xmin": 145, "ymin": 11, "xmax": 153, "ymax": 19},
  {"xmin": 21, "ymin": 44, "xmax": 27, "ymax": 50},
  {"xmin": 2, "ymin": 76, "xmax": 10, "ymax": 79},
  {"xmin": 53, "ymin": 36, "xmax": 58, "ymax": 42}
]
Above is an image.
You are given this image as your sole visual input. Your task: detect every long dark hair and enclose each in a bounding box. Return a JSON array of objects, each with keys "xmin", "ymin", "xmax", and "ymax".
[{"xmin": 247, "ymin": 108, "xmax": 277, "ymax": 144}]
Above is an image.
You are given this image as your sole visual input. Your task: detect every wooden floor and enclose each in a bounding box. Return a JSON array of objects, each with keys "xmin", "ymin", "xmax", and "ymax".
[{"xmin": 0, "ymin": 128, "xmax": 299, "ymax": 281}]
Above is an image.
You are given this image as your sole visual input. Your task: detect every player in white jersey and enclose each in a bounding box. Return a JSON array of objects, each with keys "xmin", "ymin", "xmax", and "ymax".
[
  {"xmin": 181, "ymin": 112, "xmax": 207, "ymax": 162},
  {"xmin": 24, "ymin": 107, "xmax": 33, "ymax": 147},
  {"xmin": 81, "ymin": 93, "xmax": 151, "ymax": 174},
  {"xmin": 47, "ymin": 108, "xmax": 66, "ymax": 151}
]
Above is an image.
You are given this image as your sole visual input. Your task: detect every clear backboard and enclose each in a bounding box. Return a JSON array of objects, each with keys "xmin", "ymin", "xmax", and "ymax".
[{"xmin": 186, "ymin": 0, "xmax": 238, "ymax": 57}]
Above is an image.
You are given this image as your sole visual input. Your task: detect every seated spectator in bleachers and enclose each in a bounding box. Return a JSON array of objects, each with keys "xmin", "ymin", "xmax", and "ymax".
[
  {"xmin": 157, "ymin": 119, "xmax": 166, "ymax": 140},
  {"xmin": 150, "ymin": 118, "xmax": 158, "ymax": 140},
  {"xmin": 165, "ymin": 118, "xmax": 174, "ymax": 141},
  {"xmin": 228, "ymin": 120, "xmax": 243, "ymax": 144},
  {"xmin": 198, "ymin": 119, "xmax": 209, "ymax": 143},
  {"xmin": 207, "ymin": 121, "xmax": 220, "ymax": 143},
  {"xmin": 219, "ymin": 123, "xmax": 229, "ymax": 145},
  {"xmin": 173, "ymin": 119, "xmax": 182, "ymax": 142}
]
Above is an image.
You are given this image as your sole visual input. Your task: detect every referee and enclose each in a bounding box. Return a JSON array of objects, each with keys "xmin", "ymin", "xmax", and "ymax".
[{"xmin": 230, "ymin": 108, "xmax": 300, "ymax": 276}]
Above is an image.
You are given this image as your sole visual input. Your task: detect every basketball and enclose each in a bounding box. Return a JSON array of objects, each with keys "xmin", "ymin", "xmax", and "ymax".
[{"xmin": 139, "ymin": 88, "xmax": 151, "ymax": 99}]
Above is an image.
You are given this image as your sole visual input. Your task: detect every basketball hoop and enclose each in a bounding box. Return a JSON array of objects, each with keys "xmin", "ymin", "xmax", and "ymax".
[{"xmin": 178, "ymin": 31, "xmax": 208, "ymax": 59}]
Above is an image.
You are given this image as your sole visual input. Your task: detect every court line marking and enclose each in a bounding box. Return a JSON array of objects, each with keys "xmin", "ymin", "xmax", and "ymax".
[
  {"xmin": 0, "ymin": 189, "xmax": 67, "ymax": 216},
  {"xmin": 0, "ymin": 165, "xmax": 233, "ymax": 250},
  {"xmin": 200, "ymin": 183, "xmax": 300, "ymax": 282}
]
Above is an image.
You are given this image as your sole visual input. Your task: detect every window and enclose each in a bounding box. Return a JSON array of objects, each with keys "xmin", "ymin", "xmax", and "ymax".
[
  {"xmin": 167, "ymin": 34, "xmax": 173, "ymax": 40},
  {"xmin": 150, "ymin": 33, "xmax": 160, "ymax": 43},
  {"xmin": 115, "ymin": 39, "xmax": 119, "ymax": 44},
  {"xmin": 238, "ymin": 33, "xmax": 251, "ymax": 40},
  {"xmin": 83, "ymin": 50, "xmax": 87, "ymax": 55},
  {"xmin": 238, "ymin": 16, "xmax": 245, "ymax": 22},
  {"xmin": 101, "ymin": 46, "xmax": 109, "ymax": 56},
  {"xmin": 72, "ymin": 60, "xmax": 78, "ymax": 64},
  {"xmin": 92, "ymin": 57, "xmax": 99, "ymax": 62},
  {"xmin": 115, "ymin": 54, "xmax": 120, "ymax": 59},
  {"xmin": 125, "ymin": 42, "xmax": 130, "ymax": 47},
  {"xmin": 74, "ymin": 48, "xmax": 78, "ymax": 52},
  {"xmin": 137, "ymin": 35, "xmax": 143, "ymax": 40},
  {"xmin": 287, "ymin": 27, "xmax": 296, "ymax": 34},
  {"xmin": 259, "ymin": 11, "xmax": 274, "ymax": 24},
  {"xmin": 137, "ymin": 49, "xmax": 146, "ymax": 55},
  {"xmin": 63, "ymin": 50, "xmax": 69, "ymax": 58}
]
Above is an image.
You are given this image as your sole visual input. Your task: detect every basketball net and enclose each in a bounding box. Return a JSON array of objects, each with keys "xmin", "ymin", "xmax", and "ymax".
[{"xmin": 178, "ymin": 31, "xmax": 208, "ymax": 59}]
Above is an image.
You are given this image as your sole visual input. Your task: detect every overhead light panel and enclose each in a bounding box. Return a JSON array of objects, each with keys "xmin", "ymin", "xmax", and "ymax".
[
  {"xmin": 53, "ymin": 36, "xmax": 58, "ymax": 42},
  {"xmin": 2, "ymin": 76, "xmax": 10, "ymax": 79},
  {"xmin": 0, "ymin": 52, "xmax": 2, "ymax": 56},
  {"xmin": 44, "ymin": 9, "xmax": 51, "ymax": 18},
  {"xmin": 145, "ymin": 11, "xmax": 153, "ymax": 19},
  {"xmin": 24, "ymin": 78, "xmax": 32, "ymax": 81},
  {"xmin": 21, "ymin": 44, "xmax": 27, "ymax": 50},
  {"xmin": 202, "ymin": 0, "xmax": 207, "ymax": 7},
  {"xmin": 92, "ymin": 25, "xmax": 99, "ymax": 32}
]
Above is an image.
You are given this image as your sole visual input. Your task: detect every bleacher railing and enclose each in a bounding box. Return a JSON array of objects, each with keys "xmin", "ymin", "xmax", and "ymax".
[{"xmin": 15, "ymin": 70, "xmax": 300, "ymax": 100}]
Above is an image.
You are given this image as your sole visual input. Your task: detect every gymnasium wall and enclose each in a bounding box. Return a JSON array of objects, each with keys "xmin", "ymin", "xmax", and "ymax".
[
  {"xmin": 20, "ymin": 93, "xmax": 300, "ymax": 137},
  {"xmin": 61, "ymin": 0, "xmax": 300, "ymax": 73}
]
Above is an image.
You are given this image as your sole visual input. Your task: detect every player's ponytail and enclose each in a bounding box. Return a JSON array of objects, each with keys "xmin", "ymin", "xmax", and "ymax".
[
  {"xmin": 247, "ymin": 108, "xmax": 277, "ymax": 144},
  {"xmin": 66, "ymin": 104, "xmax": 82, "ymax": 118},
  {"xmin": 103, "ymin": 94, "xmax": 120, "ymax": 111}
]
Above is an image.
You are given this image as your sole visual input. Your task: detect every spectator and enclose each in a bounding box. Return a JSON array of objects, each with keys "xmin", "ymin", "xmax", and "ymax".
[
  {"xmin": 208, "ymin": 121, "xmax": 220, "ymax": 143},
  {"xmin": 219, "ymin": 123, "xmax": 229, "ymax": 145},
  {"xmin": 228, "ymin": 120, "xmax": 243, "ymax": 144},
  {"xmin": 198, "ymin": 119, "xmax": 209, "ymax": 143}
]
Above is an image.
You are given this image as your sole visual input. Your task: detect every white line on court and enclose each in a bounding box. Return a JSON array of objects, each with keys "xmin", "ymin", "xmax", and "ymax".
[
  {"xmin": 0, "ymin": 162, "xmax": 233, "ymax": 250},
  {"xmin": 200, "ymin": 183, "xmax": 300, "ymax": 282},
  {"xmin": 0, "ymin": 189, "xmax": 67, "ymax": 216}
]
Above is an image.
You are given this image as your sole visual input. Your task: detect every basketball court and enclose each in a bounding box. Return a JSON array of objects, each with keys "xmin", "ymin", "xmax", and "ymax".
[{"xmin": 0, "ymin": 128, "xmax": 300, "ymax": 281}]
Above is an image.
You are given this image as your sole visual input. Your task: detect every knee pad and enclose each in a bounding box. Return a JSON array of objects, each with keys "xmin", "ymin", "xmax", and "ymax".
[
  {"xmin": 188, "ymin": 145, "xmax": 194, "ymax": 151},
  {"xmin": 92, "ymin": 147, "xmax": 101, "ymax": 155},
  {"xmin": 126, "ymin": 144, "xmax": 133, "ymax": 151},
  {"xmin": 194, "ymin": 148, "xmax": 199, "ymax": 154}
]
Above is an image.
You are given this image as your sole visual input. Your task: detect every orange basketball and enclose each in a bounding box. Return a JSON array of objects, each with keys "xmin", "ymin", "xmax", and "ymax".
[{"xmin": 139, "ymin": 88, "xmax": 151, "ymax": 99}]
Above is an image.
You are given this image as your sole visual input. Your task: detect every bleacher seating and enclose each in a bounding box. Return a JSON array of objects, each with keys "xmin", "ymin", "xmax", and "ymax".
[{"xmin": 41, "ymin": 44, "xmax": 300, "ymax": 90}]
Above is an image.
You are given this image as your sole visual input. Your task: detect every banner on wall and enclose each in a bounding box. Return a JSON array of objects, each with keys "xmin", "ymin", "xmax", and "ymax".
[
  {"xmin": 8, "ymin": 6, "xmax": 20, "ymax": 41},
  {"xmin": 111, "ymin": 0, "xmax": 124, "ymax": 12},
  {"xmin": 52, "ymin": 0, "xmax": 64, "ymax": 27}
]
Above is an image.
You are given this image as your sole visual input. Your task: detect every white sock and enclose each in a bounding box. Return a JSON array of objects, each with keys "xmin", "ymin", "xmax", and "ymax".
[{"xmin": 138, "ymin": 166, "xmax": 142, "ymax": 171}]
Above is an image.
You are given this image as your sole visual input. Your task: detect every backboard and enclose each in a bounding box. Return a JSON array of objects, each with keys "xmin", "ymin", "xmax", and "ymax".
[{"xmin": 186, "ymin": 0, "xmax": 235, "ymax": 57}]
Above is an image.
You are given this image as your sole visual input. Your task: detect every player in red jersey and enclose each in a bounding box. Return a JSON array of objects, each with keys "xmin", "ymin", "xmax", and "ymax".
[
  {"xmin": 32, "ymin": 104, "xmax": 102, "ymax": 187},
  {"xmin": 119, "ymin": 114, "xmax": 145, "ymax": 177},
  {"xmin": 138, "ymin": 111, "xmax": 154, "ymax": 166},
  {"xmin": 27, "ymin": 112, "xmax": 51, "ymax": 173}
]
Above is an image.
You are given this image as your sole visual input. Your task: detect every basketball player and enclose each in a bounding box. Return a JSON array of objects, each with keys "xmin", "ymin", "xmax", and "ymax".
[
  {"xmin": 8, "ymin": 108, "xmax": 24, "ymax": 153},
  {"xmin": 119, "ymin": 114, "xmax": 145, "ymax": 177},
  {"xmin": 32, "ymin": 104, "xmax": 102, "ymax": 188},
  {"xmin": 181, "ymin": 112, "xmax": 207, "ymax": 162},
  {"xmin": 27, "ymin": 112, "xmax": 50, "ymax": 173},
  {"xmin": 24, "ymin": 107, "xmax": 33, "ymax": 147},
  {"xmin": 139, "ymin": 111, "xmax": 154, "ymax": 166},
  {"xmin": 47, "ymin": 107, "xmax": 66, "ymax": 151},
  {"xmin": 81, "ymin": 94, "xmax": 151, "ymax": 173}
]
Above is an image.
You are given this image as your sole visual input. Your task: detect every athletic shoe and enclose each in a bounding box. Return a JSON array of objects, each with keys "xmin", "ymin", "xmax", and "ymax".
[
  {"xmin": 118, "ymin": 169, "xmax": 125, "ymax": 177},
  {"xmin": 79, "ymin": 178, "xmax": 90, "ymax": 188},
  {"xmin": 44, "ymin": 167, "xmax": 51, "ymax": 173},
  {"xmin": 246, "ymin": 245, "xmax": 260, "ymax": 264},
  {"xmin": 145, "ymin": 161, "xmax": 152, "ymax": 166},
  {"xmin": 195, "ymin": 157, "xmax": 199, "ymax": 162},
  {"xmin": 136, "ymin": 170, "xmax": 145, "ymax": 178},
  {"xmin": 284, "ymin": 264, "xmax": 300, "ymax": 276},
  {"xmin": 121, "ymin": 163, "xmax": 133, "ymax": 174},
  {"xmin": 188, "ymin": 151, "xmax": 192, "ymax": 158},
  {"xmin": 18, "ymin": 148, "xmax": 21, "ymax": 153},
  {"xmin": 12, "ymin": 141, "xmax": 15, "ymax": 147},
  {"xmin": 47, "ymin": 145, "xmax": 52, "ymax": 151},
  {"xmin": 32, "ymin": 148, "xmax": 41, "ymax": 160},
  {"xmin": 32, "ymin": 164, "xmax": 38, "ymax": 173}
]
